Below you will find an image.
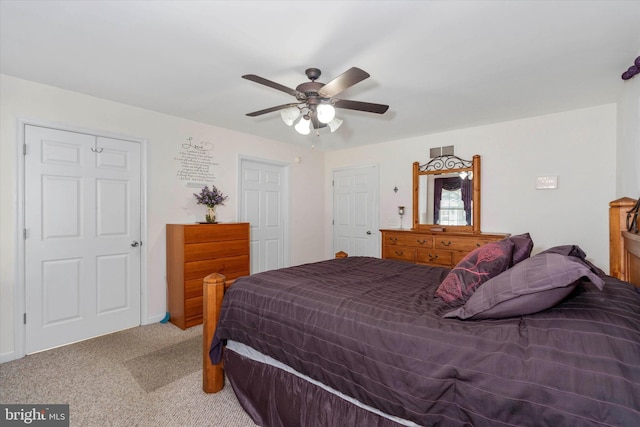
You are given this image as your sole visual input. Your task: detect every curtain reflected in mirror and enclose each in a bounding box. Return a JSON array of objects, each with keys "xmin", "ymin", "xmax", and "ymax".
[{"xmin": 433, "ymin": 176, "xmax": 472, "ymax": 225}]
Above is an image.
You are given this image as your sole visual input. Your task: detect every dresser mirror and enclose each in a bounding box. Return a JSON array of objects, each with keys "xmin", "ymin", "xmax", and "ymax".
[{"xmin": 412, "ymin": 154, "xmax": 481, "ymax": 233}]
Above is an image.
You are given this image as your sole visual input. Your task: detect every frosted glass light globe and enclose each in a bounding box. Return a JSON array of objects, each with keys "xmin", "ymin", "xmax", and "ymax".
[
  {"xmin": 317, "ymin": 104, "xmax": 336, "ymax": 124},
  {"xmin": 294, "ymin": 117, "xmax": 311, "ymax": 135}
]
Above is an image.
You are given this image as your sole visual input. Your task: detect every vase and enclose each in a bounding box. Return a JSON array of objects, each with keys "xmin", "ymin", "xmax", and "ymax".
[{"xmin": 205, "ymin": 206, "xmax": 217, "ymax": 223}]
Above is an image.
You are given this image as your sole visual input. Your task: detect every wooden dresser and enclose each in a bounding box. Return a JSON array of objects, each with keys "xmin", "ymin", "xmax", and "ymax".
[
  {"xmin": 166, "ymin": 223, "xmax": 250, "ymax": 329},
  {"xmin": 381, "ymin": 229, "xmax": 509, "ymax": 268}
]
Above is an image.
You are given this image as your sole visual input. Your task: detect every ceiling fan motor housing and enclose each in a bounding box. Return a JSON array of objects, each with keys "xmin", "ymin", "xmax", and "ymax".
[{"xmin": 296, "ymin": 82, "xmax": 325, "ymax": 104}]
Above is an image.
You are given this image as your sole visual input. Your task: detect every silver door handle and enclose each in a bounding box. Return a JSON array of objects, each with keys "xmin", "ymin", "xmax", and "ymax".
[{"xmin": 131, "ymin": 241, "xmax": 141, "ymax": 247}]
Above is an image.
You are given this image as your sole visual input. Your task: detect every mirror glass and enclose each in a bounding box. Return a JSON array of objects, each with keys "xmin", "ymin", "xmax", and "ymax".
[
  {"xmin": 413, "ymin": 155, "xmax": 480, "ymax": 233},
  {"xmin": 418, "ymin": 172, "xmax": 473, "ymax": 226}
]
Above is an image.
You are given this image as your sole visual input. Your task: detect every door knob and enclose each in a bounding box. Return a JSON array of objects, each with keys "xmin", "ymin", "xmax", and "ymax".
[
  {"xmin": 131, "ymin": 241, "xmax": 141, "ymax": 247},
  {"xmin": 366, "ymin": 231, "xmax": 372, "ymax": 235}
]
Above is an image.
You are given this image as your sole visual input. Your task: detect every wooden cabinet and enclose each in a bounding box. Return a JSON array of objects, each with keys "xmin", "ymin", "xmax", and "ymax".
[
  {"xmin": 166, "ymin": 223, "xmax": 250, "ymax": 329},
  {"xmin": 381, "ymin": 229, "xmax": 508, "ymax": 268}
]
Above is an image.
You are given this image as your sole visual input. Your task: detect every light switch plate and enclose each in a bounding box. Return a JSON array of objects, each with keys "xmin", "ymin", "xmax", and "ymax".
[{"xmin": 536, "ymin": 175, "xmax": 558, "ymax": 189}]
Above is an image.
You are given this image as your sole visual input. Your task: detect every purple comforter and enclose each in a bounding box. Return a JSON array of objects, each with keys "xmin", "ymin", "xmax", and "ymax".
[{"xmin": 211, "ymin": 257, "xmax": 640, "ymax": 426}]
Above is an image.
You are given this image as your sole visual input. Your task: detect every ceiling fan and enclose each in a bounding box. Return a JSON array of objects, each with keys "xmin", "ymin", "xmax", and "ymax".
[{"xmin": 242, "ymin": 67, "xmax": 389, "ymax": 134}]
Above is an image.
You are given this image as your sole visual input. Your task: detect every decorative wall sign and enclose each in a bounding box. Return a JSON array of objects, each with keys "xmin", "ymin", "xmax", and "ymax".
[{"xmin": 175, "ymin": 137, "xmax": 219, "ymax": 185}]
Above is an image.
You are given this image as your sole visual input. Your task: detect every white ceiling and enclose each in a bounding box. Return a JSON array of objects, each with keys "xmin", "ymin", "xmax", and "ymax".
[{"xmin": 1, "ymin": 1, "xmax": 639, "ymax": 151}]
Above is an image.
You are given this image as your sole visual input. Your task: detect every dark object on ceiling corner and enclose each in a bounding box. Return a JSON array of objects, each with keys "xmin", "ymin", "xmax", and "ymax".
[{"xmin": 621, "ymin": 56, "xmax": 640, "ymax": 80}]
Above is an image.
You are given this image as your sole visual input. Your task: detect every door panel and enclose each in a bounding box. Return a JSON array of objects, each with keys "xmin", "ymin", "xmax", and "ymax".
[
  {"xmin": 97, "ymin": 179, "xmax": 129, "ymax": 236},
  {"xmin": 42, "ymin": 258, "xmax": 82, "ymax": 324},
  {"xmin": 25, "ymin": 126, "xmax": 141, "ymax": 353},
  {"xmin": 43, "ymin": 176, "xmax": 82, "ymax": 238},
  {"xmin": 96, "ymin": 254, "xmax": 128, "ymax": 313}
]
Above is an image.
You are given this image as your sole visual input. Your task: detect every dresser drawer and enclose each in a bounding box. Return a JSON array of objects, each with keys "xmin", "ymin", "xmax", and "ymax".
[
  {"xmin": 384, "ymin": 233, "xmax": 432, "ymax": 248},
  {"xmin": 184, "ymin": 255, "xmax": 249, "ymax": 281},
  {"xmin": 434, "ymin": 236, "xmax": 494, "ymax": 252},
  {"xmin": 184, "ymin": 240, "xmax": 249, "ymax": 261},
  {"xmin": 416, "ymin": 248, "xmax": 454, "ymax": 266},
  {"xmin": 383, "ymin": 245, "xmax": 416, "ymax": 262},
  {"xmin": 184, "ymin": 257, "xmax": 249, "ymax": 298},
  {"xmin": 183, "ymin": 223, "xmax": 249, "ymax": 243},
  {"xmin": 184, "ymin": 296, "xmax": 203, "ymax": 327}
]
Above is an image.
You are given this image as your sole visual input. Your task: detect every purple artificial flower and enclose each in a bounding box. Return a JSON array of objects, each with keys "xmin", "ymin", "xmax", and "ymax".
[{"xmin": 193, "ymin": 185, "xmax": 228, "ymax": 208}]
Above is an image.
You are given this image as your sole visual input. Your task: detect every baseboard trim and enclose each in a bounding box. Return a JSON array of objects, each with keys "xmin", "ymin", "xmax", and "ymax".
[
  {"xmin": 0, "ymin": 350, "xmax": 19, "ymax": 364},
  {"xmin": 145, "ymin": 313, "xmax": 166, "ymax": 325}
]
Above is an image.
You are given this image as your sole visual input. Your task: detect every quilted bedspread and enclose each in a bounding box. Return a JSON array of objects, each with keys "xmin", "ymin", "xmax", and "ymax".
[{"xmin": 211, "ymin": 256, "xmax": 640, "ymax": 426}]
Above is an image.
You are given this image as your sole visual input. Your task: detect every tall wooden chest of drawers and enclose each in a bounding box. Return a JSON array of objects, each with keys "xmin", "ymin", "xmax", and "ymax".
[
  {"xmin": 166, "ymin": 223, "xmax": 250, "ymax": 329},
  {"xmin": 381, "ymin": 229, "xmax": 508, "ymax": 268}
]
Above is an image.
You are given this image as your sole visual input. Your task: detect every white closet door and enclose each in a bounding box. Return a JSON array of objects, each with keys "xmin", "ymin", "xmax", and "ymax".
[{"xmin": 24, "ymin": 126, "xmax": 141, "ymax": 353}]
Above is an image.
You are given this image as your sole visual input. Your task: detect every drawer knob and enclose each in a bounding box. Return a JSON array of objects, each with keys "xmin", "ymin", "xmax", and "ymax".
[
  {"xmin": 429, "ymin": 254, "xmax": 439, "ymax": 259},
  {"xmin": 441, "ymin": 241, "xmax": 452, "ymax": 247},
  {"xmin": 395, "ymin": 250, "xmax": 404, "ymax": 256},
  {"xmin": 476, "ymin": 242, "xmax": 482, "ymax": 247},
  {"xmin": 389, "ymin": 237, "xmax": 398, "ymax": 242},
  {"xmin": 416, "ymin": 239, "xmax": 428, "ymax": 245}
]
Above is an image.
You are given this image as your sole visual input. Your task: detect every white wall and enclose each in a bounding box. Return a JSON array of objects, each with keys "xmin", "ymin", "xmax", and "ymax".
[
  {"xmin": 325, "ymin": 104, "xmax": 618, "ymax": 272},
  {"xmin": 0, "ymin": 75, "xmax": 326, "ymax": 361},
  {"xmin": 616, "ymin": 63, "xmax": 640, "ymax": 197}
]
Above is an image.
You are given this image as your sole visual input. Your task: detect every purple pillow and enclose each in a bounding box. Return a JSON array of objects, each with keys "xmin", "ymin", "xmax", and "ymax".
[
  {"xmin": 538, "ymin": 245, "xmax": 605, "ymax": 276},
  {"xmin": 435, "ymin": 239, "xmax": 515, "ymax": 306},
  {"xmin": 443, "ymin": 253, "xmax": 605, "ymax": 320},
  {"xmin": 507, "ymin": 233, "xmax": 534, "ymax": 266}
]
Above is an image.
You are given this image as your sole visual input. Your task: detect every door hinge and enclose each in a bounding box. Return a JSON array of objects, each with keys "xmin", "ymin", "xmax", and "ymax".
[
  {"xmin": 23, "ymin": 144, "xmax": 27, "ymax": 155},
  {"xmin": 24, "ymin": 313, "xmax": 27, "ymax": 324},
  {"xmin": 23, "ymin": 229, "xmax": 27, "ymax": 239},
  {"xmin": 332, "ymin": 219, "xmax": 334, "ymax": 225}
]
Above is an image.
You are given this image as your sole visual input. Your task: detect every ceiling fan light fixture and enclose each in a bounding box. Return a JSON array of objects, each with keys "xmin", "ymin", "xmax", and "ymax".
[
  {"xmin": 317, "ymin": 103, "xmax": 336, "ymax": 124},
  {"xmin": 243, "ymin": 67, "xmax": 388, "ymax": 136},
  {"xmin": 327, "ymin": 116, "xmax": 343, "ymax": 133},
  {"xmin": 295, "ymin": 116, "xmax": 311, "ymax": 135},
  {"xmin": 280, "ymin": 107, "xmax": 300, "ymax": 126}
]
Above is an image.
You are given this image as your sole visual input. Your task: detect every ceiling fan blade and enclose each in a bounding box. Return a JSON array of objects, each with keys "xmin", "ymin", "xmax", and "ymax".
[
  {"xmin": 317, "ymin": 67, "xmax": 370, "ymax": 98},
  {"xmin": 242, "ymin": 74, "xmax": 301, "ymax": 97},
  {"xmin": 334, "ymin": 99, "xmax": 389, "ymax": 114},
  {"xmin": 246, "ymin": 103, "xmax": 299, "ymax": 117}
]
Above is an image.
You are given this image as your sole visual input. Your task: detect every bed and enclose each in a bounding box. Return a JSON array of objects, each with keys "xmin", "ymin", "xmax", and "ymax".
[{"xmin": 202, "ymin": 198, "xmax": 640, "ymax": 427}]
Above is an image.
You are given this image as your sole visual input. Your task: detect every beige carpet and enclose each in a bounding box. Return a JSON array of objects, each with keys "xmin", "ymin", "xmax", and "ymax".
[
  {"xmin": 0, "ymin": 323, "xmax": 258, "ymax": 427},
  {"xmin": 124, "ymin": 335, "xmax": 201, "ymax": 392}
]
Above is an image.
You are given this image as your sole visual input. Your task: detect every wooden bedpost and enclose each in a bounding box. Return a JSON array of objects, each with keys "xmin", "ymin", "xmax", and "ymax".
[
  {"xmin": 203, "ymin": 272, "xmax": 226, "ymax": 393},
  {"xmin": 335, "ymin": 251, "xmax": 348, "ymax": 258},
  {"xmin": 609, "ymin": 197, "xmax": 637, "ymax": 279}
]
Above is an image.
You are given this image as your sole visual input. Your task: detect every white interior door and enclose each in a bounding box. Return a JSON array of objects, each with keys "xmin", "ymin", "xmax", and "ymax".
[
  {"xmin": 239, "ymin": 158, "xmax": 289, "ymax": 274},
  {"xmin": 333, "ymin": 165, "xmax": 379, "ymax": 257},
  {"xmin": 24, "ymin": 126, "xmax": 141, "ymax": 353}
]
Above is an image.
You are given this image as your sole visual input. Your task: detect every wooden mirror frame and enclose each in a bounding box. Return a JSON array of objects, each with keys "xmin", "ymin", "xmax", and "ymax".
[{"xmin": 412, "ymin": 154, "xmax": 481, "ymax": 233}]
